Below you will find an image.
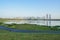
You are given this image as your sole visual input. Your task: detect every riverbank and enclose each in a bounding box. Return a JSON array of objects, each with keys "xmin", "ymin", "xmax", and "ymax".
[
  {"xmin": 0, "ymin": 23, "xmax": 60, "ymax": 40},
  {"xmin": 4, "ymin": 24, "xmax": 51, "ymax": 30},
  {"xmin": 0, "ymin": 22, "xmax": 60, "ymax": 30}
]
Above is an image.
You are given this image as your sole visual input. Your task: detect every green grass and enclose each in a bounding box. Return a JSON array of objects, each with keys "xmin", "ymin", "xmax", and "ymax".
[
  {"xmin": 0, "ymin": 31, "xmax": 60, "ymax": 40},
  {"xmin": 0, "ymin": 23, "xmax": 60, "ymax": 40},
  {"xmin": 0, "ymin": 29, "xmax": 60, "ymax": 40},
  {"xmin": 0, "ymin": 29, "xmax": 10, "ymax": 33},
  {"xmin": 4, "ymin": 24, "xmax": 51, "ymax": 30},
  {"xmin": 0, "ymin": 21, "xmax": 60, "ymax": 30}
]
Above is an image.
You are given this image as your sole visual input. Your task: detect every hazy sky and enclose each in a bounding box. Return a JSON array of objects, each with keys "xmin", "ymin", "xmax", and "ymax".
[{"xmin": 0, "ymin": 0, "xmax": 60, "ymax": 18}]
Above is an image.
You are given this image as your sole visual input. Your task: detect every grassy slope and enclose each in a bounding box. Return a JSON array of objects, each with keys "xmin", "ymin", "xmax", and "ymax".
[
  {"xmin": 5, "ymin": 24, "xmax": 51, "ymax": 30},
  {"xmin": 0, "ymin": 31, "xmax": 60, "ymax": 40},
  {"xmin": 0, "ymin": 24, "xmax": 60, "ymax": 40}
]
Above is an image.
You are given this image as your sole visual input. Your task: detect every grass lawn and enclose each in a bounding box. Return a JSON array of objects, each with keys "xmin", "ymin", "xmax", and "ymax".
[
  {"xmin": 0, "ymin": 31, "xmax": 60, "ymax": 40},
  {"xmin": 4, "ymin": 24, "xmax": 51, "ymax": 30},
  {"xmin": 0, "ymin": 24, "xmax": 60, "ymax": 40}
]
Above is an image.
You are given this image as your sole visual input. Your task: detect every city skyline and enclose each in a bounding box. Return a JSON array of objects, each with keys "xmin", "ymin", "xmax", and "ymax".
[{"xmin": 0, "ymin": 0, "xmax": 60, "ymax": 19}]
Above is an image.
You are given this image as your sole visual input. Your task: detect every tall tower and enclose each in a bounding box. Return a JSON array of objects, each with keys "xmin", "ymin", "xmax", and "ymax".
[
  {"xmin": 46, "ymin": 14, "xmax": 48, "ymax": 26},
  {"xmin": 49, "ymin": 14, "xmax": 51, "ymax": 26},
  {"xmin": 46, "ymin": 14, "xmax": 51, "ymax": 26}
]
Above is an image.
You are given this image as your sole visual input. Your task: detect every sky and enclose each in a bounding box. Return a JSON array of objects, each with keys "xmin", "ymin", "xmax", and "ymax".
[{"xmin": 0, "ymin": 0, "xmax": 60, "ymax": 18}]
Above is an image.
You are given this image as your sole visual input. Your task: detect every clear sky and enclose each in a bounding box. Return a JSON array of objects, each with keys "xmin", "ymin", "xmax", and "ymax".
[{"xmin": 0, "ymin": 0, "xmax": 60, "ymax": 18}]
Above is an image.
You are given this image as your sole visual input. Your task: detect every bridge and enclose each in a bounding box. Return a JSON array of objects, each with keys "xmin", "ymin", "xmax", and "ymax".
[
  {"xmin": 2, "ymin": 19, "xmax": 60, "ymax": 21},
  {"xmin": 0, "ymin": 14, "xmax": 60, "ymax": 26}
]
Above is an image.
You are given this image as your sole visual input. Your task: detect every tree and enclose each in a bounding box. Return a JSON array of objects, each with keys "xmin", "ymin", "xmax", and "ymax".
[{"xmin": 0, "ymin": 22, "xmax": 4, "ymax": 26}]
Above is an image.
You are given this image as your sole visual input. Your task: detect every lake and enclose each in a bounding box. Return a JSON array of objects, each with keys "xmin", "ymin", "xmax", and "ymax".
[{"xmin": 4, "ymin": 20, "xmax": 60, "ymax": 26}]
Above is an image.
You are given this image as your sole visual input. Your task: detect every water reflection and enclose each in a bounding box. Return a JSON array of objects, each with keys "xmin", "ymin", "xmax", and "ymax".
[{"xmin": 4, "ymin": 20, "xmax": 60, "ymax": 26}]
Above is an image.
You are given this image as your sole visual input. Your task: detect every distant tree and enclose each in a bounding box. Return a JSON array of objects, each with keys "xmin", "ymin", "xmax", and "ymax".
[
  {"xmin": 9, "ymin": 23, "xmax": 16, "ymax": 28},
  {"xmin": 12, "ymin": 23, "xmax": 16, "ymax": 25},
  {"xmin": 54, "ymin": 26, "xmax": 60, "ymax": 27},
  {"xmin": 0, "ymin": 22, "xmax": 4, "ymax": 26},
  {"xmin": 50, "ymin": 26, "xmax": 60, "ymax": 31}
]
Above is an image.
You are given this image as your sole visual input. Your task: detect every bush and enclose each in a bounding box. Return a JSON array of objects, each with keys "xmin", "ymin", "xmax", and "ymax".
[{"xmin": 0, "ymin": 22, "xmax": 5, "ymax": 26}]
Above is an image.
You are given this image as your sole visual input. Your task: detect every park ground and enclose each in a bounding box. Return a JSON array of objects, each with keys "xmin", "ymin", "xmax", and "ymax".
[{"xmin": 0, "ymin": 22, "xmax": 60, "ymax": 40}]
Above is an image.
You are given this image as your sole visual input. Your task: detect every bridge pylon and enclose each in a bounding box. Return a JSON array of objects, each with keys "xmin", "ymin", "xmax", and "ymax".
[{"xmin": 46, "ymin": 14, "xmax": 51, "ymax": 26}]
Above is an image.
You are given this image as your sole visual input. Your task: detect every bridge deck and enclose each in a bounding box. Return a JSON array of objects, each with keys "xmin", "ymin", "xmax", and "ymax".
[
  {"xmin": 6, "ymin": 19, "xmax": 60, "ymax": 21},
  {"xmin": 1, "ymin": 19, "xmax": 60, "ymax": 21}
]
